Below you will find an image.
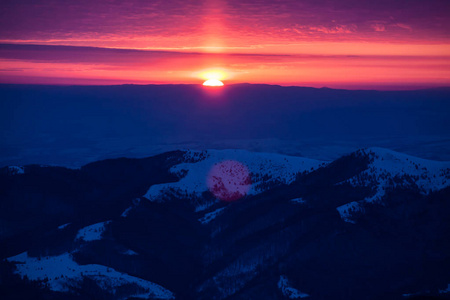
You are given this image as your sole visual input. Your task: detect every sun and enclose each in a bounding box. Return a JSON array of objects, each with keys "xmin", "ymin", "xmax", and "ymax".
[
  {"xmin": 203, "ymin": 79, "xmax": 224, "ymax": 86},
  {"xmin": 198, "ymin": 69, "xmax": 228, "ymax": 86}
]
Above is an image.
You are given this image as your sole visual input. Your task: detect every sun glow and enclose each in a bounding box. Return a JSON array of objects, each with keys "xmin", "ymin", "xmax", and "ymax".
[
  {"xmin": 199, "ymin": 69, "xmax": 227, "ymax": 80},
  {"xmin": 203, "ymin": 79, "xmax": 224, "ymax": 86},
  {"xmin": 200, "ymin": 69, "xmax": 227, "ymax": 86}
]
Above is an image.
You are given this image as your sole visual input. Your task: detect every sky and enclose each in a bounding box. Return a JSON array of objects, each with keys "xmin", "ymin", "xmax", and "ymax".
[{"xmin": 0, "ymin": 0, "xmax": 449, "ymax": 89}]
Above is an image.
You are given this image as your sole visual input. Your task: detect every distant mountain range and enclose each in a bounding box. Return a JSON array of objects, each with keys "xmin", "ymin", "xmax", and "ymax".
[
  {"xmin": 1, "ymin": 84, "xmax": 450, "ymax": 167},
  {"xmin": 1, "ymin": 148, "xmax": 449, "ymax": 299}
]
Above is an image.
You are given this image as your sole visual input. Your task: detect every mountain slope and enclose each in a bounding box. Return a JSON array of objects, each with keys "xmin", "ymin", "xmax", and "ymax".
[
  {"xmin": 144, "ymin": 149, "xmax": 326, "ymax": 211},
  {"xmin": 336, "ymin": 147, "xmax": 450, "ymax": 223},
  {"xmin": 1, "ymin": 148, "xmax": 450, "ymax": 299}
]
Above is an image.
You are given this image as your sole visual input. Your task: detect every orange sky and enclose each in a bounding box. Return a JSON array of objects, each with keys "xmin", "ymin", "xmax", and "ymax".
[{"xmin": 0, "ymin": 0, "xmax": 449, "ymax": 89}]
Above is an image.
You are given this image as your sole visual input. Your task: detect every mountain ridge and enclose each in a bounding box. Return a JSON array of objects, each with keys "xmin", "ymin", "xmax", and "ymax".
[
  {"xmin": 1, "ymin": 147, "xmax": 450, "ymax": 299},
  {"xmin": 1, "ymin": 82, "xmax": 450, "ymax": 92}
]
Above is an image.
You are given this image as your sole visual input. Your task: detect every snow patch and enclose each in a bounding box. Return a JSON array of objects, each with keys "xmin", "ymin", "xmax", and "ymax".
[
  {"xmin": 7, "ymin": 166, "xmax": 24, "ymax": 175},
  {"xmin": 121, "ymin": 198, "xmax": 141, "ymax": 217},
  {"xmin": 278, "ymin": 275, "xmax": 309, "ymax": 298},
  {"xmin": 57, "ymin": 223, "xmax": 71, "ymax": 230},
  {"xmin": 336, "ymin": 201, "xmax": 364, "ymax": 224},
  {"xmin": 121, "ymin": 206, "xmax": 133, "ymax": 217},
  {"xmin": 75, "ymin": 221, "xmax": 111, "ymax": 242},
  {"xmin": 440, "ymin": 283, "xmax": 450, "ymax": 294},
  {"xmin": 7, "ymin": 252, "xmax": 174, "ymax": 299},
  {"xmin": 290, "ymin": 198, "xmax": 306, "ymax": 204},
  {"xmin": 122, "ymin": 249, "xmax": 138, "ymax": 256},
  {"xmin": 402, "ymin": 290, "xmax": 431, "ymax": 298},
  {"xmin": 402, "ymin": 293, "xmax": 418, "ymax": 297},
  {"xmin": 199, "ymin": 207, "xmax": 226, "ymax": 224},
  {"xmin": 363, "ymin": 187, "xmax": 386, "ymax": 204}
]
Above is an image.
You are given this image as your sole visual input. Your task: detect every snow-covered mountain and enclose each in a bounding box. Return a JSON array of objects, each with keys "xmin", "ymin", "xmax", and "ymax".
[
  {"xmin": 144, "ymin": 149, "xmax": 326, "ymax": 211},
  {"xmin": 1, "ymin": 148, "xmax": 449, "ymax": 300},
  {"xmin": 336, "ymin": 147, "xmax": 450, "ymax": 223}
]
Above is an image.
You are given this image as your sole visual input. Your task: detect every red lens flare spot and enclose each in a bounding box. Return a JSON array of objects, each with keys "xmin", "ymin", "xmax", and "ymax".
[{"xmin": 207, "ymin": 160, "xmax": 252, "ymax": 202}]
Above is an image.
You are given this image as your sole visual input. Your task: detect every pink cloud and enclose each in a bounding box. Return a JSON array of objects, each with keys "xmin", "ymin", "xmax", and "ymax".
[
  {"xmin": 0, "ymin": 43, "xmax": 449, "ymax": 89},
  {"xmin": 371, "ymin": 24, "xmax": 386, "ymax": 32},
  {"xmin": 309, "ymin": 25, "xmax": 357, "ymax": 34},
  {"xmin": 0, "ymin": 0, "xmax": 449, "ymax": 49},
  {"xmin": 396, "ymin": 23, "xmax": 413, "ymax": 31}
]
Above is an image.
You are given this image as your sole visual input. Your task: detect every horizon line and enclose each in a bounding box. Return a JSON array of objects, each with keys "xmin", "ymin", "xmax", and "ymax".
[{"xmin": 1, "ymin": 82, "xmax": 449, "ymax": 92}]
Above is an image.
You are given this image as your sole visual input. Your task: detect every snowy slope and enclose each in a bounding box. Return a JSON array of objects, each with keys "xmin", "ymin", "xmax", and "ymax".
[
  {"xmin": 75, "ymin": 221, "xmax": 111, "ymax": 242},
  {"xmin": 144, "ymin": 149, "xmax": 326, "ymax": 211},
  {"xmin": 440, "ymin": 284, "xmax": 450, "ymax": 294},
  {"xmin": 7, "ymin": 252, "xmax": 174, "ymax": 299},
  {"xmin": 336, "ymin": 148, "xmax": 450, "ymax": 223},
  {"xmin": 57, "ymin": 223, "xmax": 71, "ymax": 230},
  {"xmin": 2, "ymin": 147, "xmax": 449, "ymax": 299},
  {"xmin": 7, "ymin": 166, "xmax": 25, "ymax": 175},
  {"xmin": 290, "ymin": 197, "xmax": 306, "ymax": 204},
  {"xmin": 278, "ymin": 275, "xmax": 310, "ymax": 299},
  {"xmin": 198, "ymin": 207, "xmax": 227, "ymax": 224},
  {"xmin": 121, "ymin": 198, "xmax": 141, "ymax": 218}
]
